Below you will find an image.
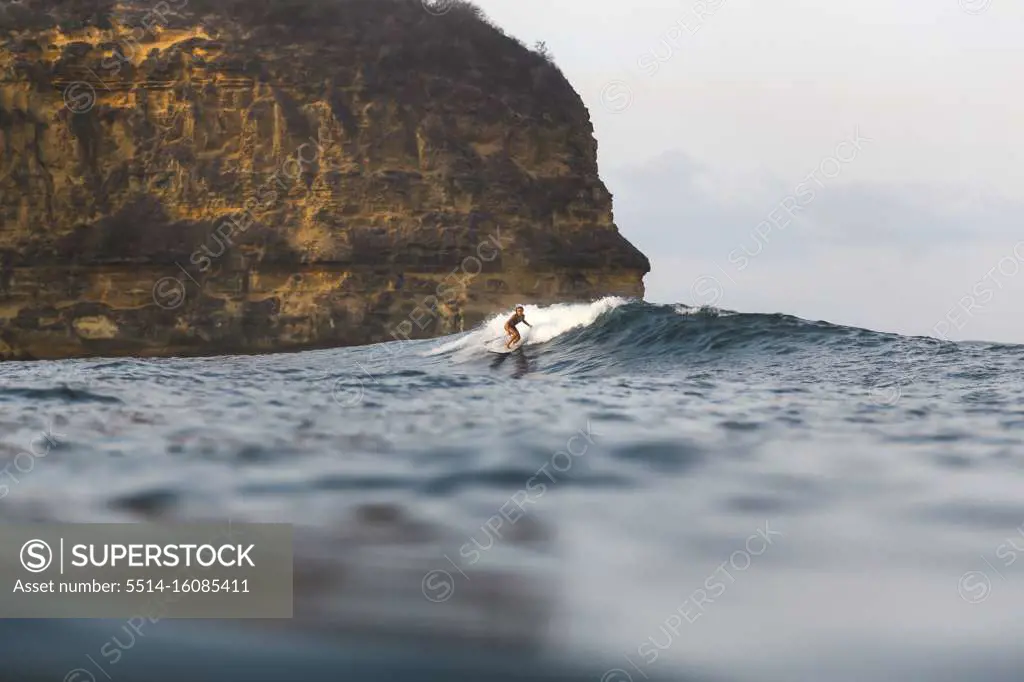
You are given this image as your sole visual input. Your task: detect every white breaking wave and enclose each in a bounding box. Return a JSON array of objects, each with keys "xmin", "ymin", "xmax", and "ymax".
[{"xmin": 426, "ymin": 297, "xmax": 630, "ymax": 357}]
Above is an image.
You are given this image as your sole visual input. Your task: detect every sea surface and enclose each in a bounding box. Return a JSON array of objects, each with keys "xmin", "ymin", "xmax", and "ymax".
[{"xmin": 1, "ymin": 297, "xmax": 1023, "ymax": 682}]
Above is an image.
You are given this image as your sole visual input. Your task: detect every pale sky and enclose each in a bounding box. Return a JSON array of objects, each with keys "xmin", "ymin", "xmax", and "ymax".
[{"xmin": 470, "ymin": 0, "xmax": 1024, "ymax": 343}]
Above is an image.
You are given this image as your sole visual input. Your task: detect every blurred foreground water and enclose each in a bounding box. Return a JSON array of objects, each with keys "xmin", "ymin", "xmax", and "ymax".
[{"xmin": 1, "ymin": 298, "xmax": 1022, "ymax": 682}]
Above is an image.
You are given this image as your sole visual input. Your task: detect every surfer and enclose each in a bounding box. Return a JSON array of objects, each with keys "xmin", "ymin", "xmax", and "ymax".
[{"xmin": 504, "ymin": 305, "xmax": 532, "ymax": 349}]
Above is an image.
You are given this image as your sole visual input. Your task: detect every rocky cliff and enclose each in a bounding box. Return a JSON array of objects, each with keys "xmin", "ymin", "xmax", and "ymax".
[{"xmin": 0, "ymin": 0, "xmax": 649, "ymax": 360}]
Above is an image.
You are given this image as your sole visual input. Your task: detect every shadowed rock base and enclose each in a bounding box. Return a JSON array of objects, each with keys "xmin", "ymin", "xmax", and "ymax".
[{"xmin": 0, "ymin": 265, "xmax": 643, "ymax": 359}]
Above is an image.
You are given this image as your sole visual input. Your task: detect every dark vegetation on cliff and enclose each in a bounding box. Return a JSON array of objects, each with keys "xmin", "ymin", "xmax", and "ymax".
[
  {"xmin": 2, "ymin": 0, "xmax": 558, "ymax": 68},
  {"xmin": 0, "ymin": 0, "xmax": 649, "ymax": 359}
]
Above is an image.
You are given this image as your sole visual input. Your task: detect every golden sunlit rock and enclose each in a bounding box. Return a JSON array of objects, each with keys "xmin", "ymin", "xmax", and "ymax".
[{"xmin": 0, "ymin": 0, "xmax": 648, "ymax": 359}]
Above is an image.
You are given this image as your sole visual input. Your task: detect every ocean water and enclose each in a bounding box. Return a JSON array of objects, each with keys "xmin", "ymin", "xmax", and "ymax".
[{"xmin": 1, "ymin": 297, "xmax": 1023, "ymax": 682}]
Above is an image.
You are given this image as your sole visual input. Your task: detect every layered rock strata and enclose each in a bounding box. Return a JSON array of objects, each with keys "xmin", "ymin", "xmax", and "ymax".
[{"xmin": 0, "ymin": 0, "xmax": 648, "ymax": 359}]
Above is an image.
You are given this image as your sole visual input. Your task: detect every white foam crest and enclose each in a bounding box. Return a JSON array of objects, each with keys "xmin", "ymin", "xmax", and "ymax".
[
  {"xmin": 426, "ymin": 297, "xmax": 631, "ymax": 357},
  {"xmin": 673, "ymin": 304, "xmax": 735, "ymax": 317}
]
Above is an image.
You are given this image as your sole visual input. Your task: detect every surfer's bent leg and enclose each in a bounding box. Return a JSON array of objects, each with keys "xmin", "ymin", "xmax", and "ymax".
[{"xmin": 505, "ymin": 325, "xmax": 520, "ymax": 348}]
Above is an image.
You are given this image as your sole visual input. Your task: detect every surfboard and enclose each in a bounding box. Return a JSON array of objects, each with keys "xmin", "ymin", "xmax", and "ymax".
[{"xmin": 486, "ymin": 337, "xmax": 524, "ymax": 354}]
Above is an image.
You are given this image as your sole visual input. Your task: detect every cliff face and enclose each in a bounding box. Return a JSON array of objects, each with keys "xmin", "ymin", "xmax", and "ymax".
[{"xmin": 0, "ymin": 0, "xmax": 649, "ymax": 360}]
